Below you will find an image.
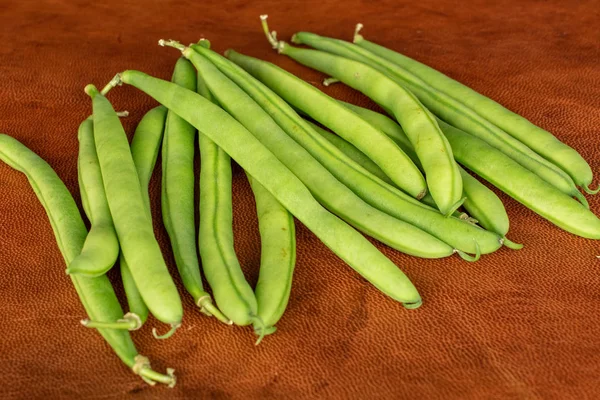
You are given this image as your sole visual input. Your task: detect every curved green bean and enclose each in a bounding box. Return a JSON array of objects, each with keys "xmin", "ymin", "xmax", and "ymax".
[
  {"xmin": 102, "ymin": 69, "xmax": 423, "ymax": 309},
  {"xmin": 247, "ymin": 172, "xmax": 296, "ymax": 341},
  {"xmin": 181, "ymin": 42, "xmax": 454, "ymax": 259},
  {"xmin": 440, "ymin": 121, "xmax": 600, "ymax": 238},
  {"xmin": 353, "ymin": 25, "xmax": 595, "ymax": 193},
  {"xmin": 0, "ymin": 133, "xmax": 175, "ymax": 386},
  {"xmin": 86, "ymin": 85, "xmax": 182, "ymax": 338},
  {"xmin": 221, "ymin": 47, "xmax": 498, "ymax": 256},
  {"xmin": 259, "ymin": 19, "xmax": 462, "ymax": 217},
  {"xmin": 291, "ymin": 29, "xmax": 588, "ymax": 207},
  {"xmin": 66, "ymin": 118, "xmax": 119, "ymax": 277}
]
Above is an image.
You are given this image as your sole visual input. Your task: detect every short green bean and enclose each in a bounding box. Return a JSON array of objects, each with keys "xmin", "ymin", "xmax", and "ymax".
[
  {"xmin": 247, "ymin": 172, "xmax": 296, "ymax": 341},
  {"xmin": 66, "ymin": 118, "xmax": 119, "ymax": 277}
]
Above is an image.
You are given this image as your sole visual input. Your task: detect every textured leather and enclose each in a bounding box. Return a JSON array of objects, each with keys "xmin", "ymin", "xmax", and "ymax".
[{"xmin": 1, "ymin": 0, "xmax": 599, "ymax": 398}]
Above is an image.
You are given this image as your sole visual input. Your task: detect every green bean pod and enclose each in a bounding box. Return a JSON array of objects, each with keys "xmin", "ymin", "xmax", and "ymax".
[
  {"xmin": 105, "ymin": 68, "xmax": 422, "ymax": 309},
  {"xmin": 190, "ymin": 60, "xmax": 260, "ymax": 328},
  {"xmin": 0, "ymin": 133, "xmax": 175, "ymax": 386},
  {"xmin": 221, "ymin": 48, "xmax": 498, "ymax": 256},
  {"xmin": 293, "ymin": 30, "xmax": 588, "ymax": 206},
  {"xmin": 198, "ymin": 132, "xmax": 259, "ymax": 327},
  {"xmin": 185, "ymin": 44, "xmax": 453, "ymax": 259},
  {"xmin": 440, "ymin": 121, "xmax": 600, "ymax": 238},
  {"xmin": 337, "ymin": 101, "xmax": 519, "ymax": 247},
  {"xmin": 66, "ymin": 119, "xmax": 119, "ymax": 277},
  {"xmin": 114, "ymin": 106, "xmax": 168, "ymax": 331},
  {"xmin": 160, "ymin": 57, "xmax": 230, "ymax": 323},
  {"xmin": 247, "ymin": 172, "xmax": 296, "ymax": 341},
  {"xmin": 86, "ymin": 85, "xmax": 182, "ymax": 337},
  {"xmin": 263, "ymin": 31, "xmax": 462, "ymax": 216},
  {"xmin": 353, "ymin": 26, "xmax": 595, "ymax": 192}
]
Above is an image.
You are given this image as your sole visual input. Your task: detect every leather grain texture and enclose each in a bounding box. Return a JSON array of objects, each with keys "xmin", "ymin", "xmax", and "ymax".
[{"xmin": 1, "ymin": 0, "xmax": 599, "ymax": 398}]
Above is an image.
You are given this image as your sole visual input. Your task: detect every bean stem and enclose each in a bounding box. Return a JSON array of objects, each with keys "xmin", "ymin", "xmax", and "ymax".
[{"xmin": 81, "ymin": 312, "xmax": 142, "ymax": 331}]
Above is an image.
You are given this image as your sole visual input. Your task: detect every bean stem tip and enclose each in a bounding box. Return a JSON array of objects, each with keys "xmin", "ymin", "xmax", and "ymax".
[{"xmin": 353, "ymin": 23, "xmax": 364, "ymax": 43}]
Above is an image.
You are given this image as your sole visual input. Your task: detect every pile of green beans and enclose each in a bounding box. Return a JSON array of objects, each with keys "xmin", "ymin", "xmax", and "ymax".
[{"xmin": 1, "ymin": 15, "xmax": 598, "ymax": 388}]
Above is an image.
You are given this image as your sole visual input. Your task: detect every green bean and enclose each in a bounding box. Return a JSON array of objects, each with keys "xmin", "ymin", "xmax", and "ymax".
[
  {"xmin": 116, "ymin": 106, "xmax": 168, "ymax": 330},
  {"xmin": 291, "ymin": 29, "xmax": 588, "ymax": 206},
  {"xmin": 337, "ymin": 101, "xmax": 520, "ymax": 248},
  {"xmin": 192, "ymin": 65, "xmax": 260, "ymax": 329},
  {"xmin": 258, "ymin": 18, "xmax": 462, "ymax": 217},
  {"xmin": 84, "ymin": 105, "xmax": 167, "ymax": 331},
  {"xmin": 221, "ymin": 47, "xmax": 499, "ymax": 256},
  {"xmin": 0, "ymin": 133, "xmax": 175, "ymax": 386},
  {"xmin": 86, "ymin": 85, "xmax": 182, "ymax": 338},
  {"xmin": 102, "ymin": 69, "xmax": 423, "ymax": 309},
  {"xmin": 353, "ymin": 24, "xmax": 596, "ymax": 194},
  {"xmin": 198, "ymin": 132, "xmax": 261, "ymax": 328},
  {"xmin": 178, "ymin": 42, "xmax": 454, "ymax": 259},
  {"xmin": 160, "ymin": 57, "xmax": 231, "ymax": 324},
  {"xmin": 247, "ymin": 172, "xmax": 296, "ymax": 342},
  {"xmin": 458, "ymin": 167, "xmax": 522, "ymax": 249},
  {"xmin": 439, "ymin": 121, "xmax": 600, "ymax": 238},
  {"xmin": 66, "ymin": 119, "xmax": 119, "ymax": 277}
]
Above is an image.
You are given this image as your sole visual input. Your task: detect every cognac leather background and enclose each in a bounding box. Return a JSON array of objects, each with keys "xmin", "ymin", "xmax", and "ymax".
[{"xmin": 1, "ymin": 0, "xmax": 599, "ymax": 398}]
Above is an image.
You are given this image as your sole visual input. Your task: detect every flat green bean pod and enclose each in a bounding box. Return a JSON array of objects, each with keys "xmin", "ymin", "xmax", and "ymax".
[
  {"xmin": 353, "ymin": 24, "xmax": 596, "ymax": 193},
  {"xmin": 179, "ymin": 42, "xmax": 453, "ymax": 259},
  {"xmin": 102, "ymin": 69, "xmax": 423, "ymax": 309},
  {"xmin": 0, "ymin": 133, "xmax": 175, "ymax": 386},
  {"xmin": 259, "ymin": 17, "xmax": 463, "ymax": 216},
  {"xmin": 440, "ymin": 121, "xmax": 600, "ymax": 238},
  {"xmin": 161, "ymin": 57, "xmax": 230, "ymax": 324},
  {"xmin": 66, "ymin": 118, "xmax": 119, "ymax": 277},
  {"xmin": 86, "ymin": 85, "xmax": 182, "ymax": 338},
  {"xmin": 247, "ymin": 172, "xmax": 296, "ymax": 342},
  {"xmin": 198, "ymin": 131, "xmax": 260, "ymax": 327}
]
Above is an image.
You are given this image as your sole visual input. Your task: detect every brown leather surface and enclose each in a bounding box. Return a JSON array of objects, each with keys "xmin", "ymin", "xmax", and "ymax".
[{"xmin": 1, "ymin": 0, "xmax": 599, "ymax": 398}]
